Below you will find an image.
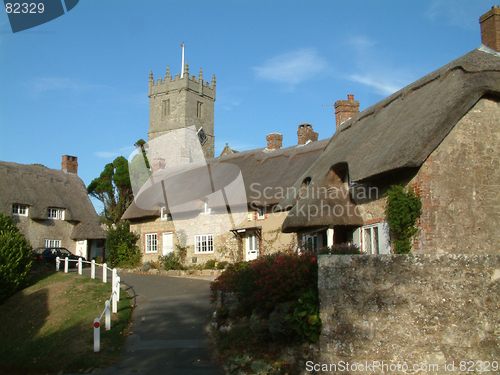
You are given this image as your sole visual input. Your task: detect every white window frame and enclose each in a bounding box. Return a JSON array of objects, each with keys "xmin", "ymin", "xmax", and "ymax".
[
  {"xmin": 44, "ymin": 239, "xmax": 61, "ymax": 248},
  {"xmin": 195, "ymin": 234, "xmax": 214, "ymax": 254},
  {"xmin": 47, "ymin": 207, "xmax": 65, "ymax": 220},
  {"xmin": 160, "ymin": 207, "xmax": 172, "ymax": 220},
  {"xmin": 145, "ymin": 233, "xmax": 158, "ymax": 253},
  {"xmin": 204, "ymin": 201, "xmax": 212, "ymax": 215},
  {"xmin": 12, "ymin": 204, "xmax": 28, "ymax": 217},
  {"xmin": 355, "ymin": 222, "xmax": 390, "ymax": 255},
  {"xmin": 256, "ymin": 206, "xmax": 266, "ymax": 220}
]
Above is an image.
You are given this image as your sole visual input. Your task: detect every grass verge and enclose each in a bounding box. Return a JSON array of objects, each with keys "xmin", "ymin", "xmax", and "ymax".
[{"xmin": 0, "ymin": 270, "xmax": 133, "ymax": 375}]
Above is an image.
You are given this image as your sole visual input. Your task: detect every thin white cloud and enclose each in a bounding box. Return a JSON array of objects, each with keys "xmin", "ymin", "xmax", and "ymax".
[
  {"xmin": 95, "ymin": 146, "xmax": 135, "ymax": 160},
  {"xmin": 32, "ymin": 77, "xmax": 110, "ymax": 95},
  {"xmin": 348, "ymin": 74, "xmax": 402, "ymax": 96},
  {"xmin": 342, "ymin": 34, "xmax": 415, "ymax": 96},
  {"xmin": 348, "ymin": 36, "xmax": 376, "ymax": 53},
  {"xmin": 425, "ymin": 0, "xmax": 475, "ymax": 28},
  {"xmin": 252, "ymin": 48, "xmax": 328, "ymax": 89}
]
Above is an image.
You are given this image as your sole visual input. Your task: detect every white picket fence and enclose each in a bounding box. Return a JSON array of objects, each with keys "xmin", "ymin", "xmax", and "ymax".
[{"xmin": 55, "ymin": 257, "xmax": 121, "ymax": 352}]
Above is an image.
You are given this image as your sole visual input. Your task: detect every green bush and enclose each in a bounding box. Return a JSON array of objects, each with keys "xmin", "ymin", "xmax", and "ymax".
[
  {"xmin": 217, "ymin": 261, "xmax": 229, "ymax": 269},
  {"xmin": 160, "ymin": 252, "xmax": 184, "ymax": 270},
  {"xmin": 386, "ymin": 185, "xmax": 422, "ymax": 254},
  {"xmin": 204, "ymin": 259, "xmax": 216, "ymax": 269},
  {"xmin": 0, "ymin": 213, "xmax": 33, "ymax": 303},
  {"xmin": 211, "ymin": 251, "xmax": 317, "ymax": 312},
  {"xmin": 285, "ymin": 288, "xmax": 322, "ymax": 343},
  {"xmin": 106, "ymin": 221, "xmax": 141, "ymax": 267}
]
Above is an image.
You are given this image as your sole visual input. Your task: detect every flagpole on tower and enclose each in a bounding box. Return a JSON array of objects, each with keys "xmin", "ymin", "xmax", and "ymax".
[{"xmin": 181, "ymin": 42, "xmax": 185, "ymax": 78}]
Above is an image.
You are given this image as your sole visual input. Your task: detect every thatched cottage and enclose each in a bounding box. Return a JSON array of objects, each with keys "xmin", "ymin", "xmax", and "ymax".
[
  {"xmin": 122, "ymin": 126, "xmax": 328, "ymax": 265},
  {"xmin": 0, "ymin": 156, "xmax": 106, "ymax": 259},
  {"xmin": 280, "ymin": 6, "xmax": 500, "ymax": 255}
]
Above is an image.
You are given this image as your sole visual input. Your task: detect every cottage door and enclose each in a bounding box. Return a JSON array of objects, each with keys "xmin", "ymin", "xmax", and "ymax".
[
  {"xmin": 246, "ymin": 233, "xmax": 258, "ymax": 261},
  {"xmin": 162, "ymin": 232, "xmax": 173, "ymax": 256}
]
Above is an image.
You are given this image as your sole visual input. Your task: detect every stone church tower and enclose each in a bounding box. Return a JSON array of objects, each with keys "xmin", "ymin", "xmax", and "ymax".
[{"xmin": 148, "ymin": 61, "xmax": 216, "ymax": 159}]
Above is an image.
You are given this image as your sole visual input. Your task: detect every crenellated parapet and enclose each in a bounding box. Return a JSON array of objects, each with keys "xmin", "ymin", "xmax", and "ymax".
[{"xmin": 148, "ymin": 62, "xmax": 216, "ymax": 101}]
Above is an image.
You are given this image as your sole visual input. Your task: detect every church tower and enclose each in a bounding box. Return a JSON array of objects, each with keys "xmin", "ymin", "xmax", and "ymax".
[{"xmin": 148, "ymin": 60, "xmax": 216, "ymax": 159}]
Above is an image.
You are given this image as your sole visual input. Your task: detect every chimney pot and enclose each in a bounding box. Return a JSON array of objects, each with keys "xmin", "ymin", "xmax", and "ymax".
[
  {"xmin": 152, "ymin": 158, "xmax": 166, "ymax": 172},
  {"xmin": 480, "ymin": 5, "xmax": 500, "ymax": 52},
  {"xmin": 266, "ymin": 133, "xmax": 283, "ymax": 150},
  {"xmin": 334, "ymin": 95, "xmax": 360, "ymax": 129},
  {"xmin": 61, "ymin": 155, "xmax": 78, "ymax": 175},
  {"xmin": 297, "ymin": 123, "xmax": 319, "ymax": 145}
]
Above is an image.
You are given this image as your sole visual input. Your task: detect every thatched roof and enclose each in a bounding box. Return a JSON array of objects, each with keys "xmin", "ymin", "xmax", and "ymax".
[
  {"xmin": 122, "ymin": 138, "xmax": 329, "ymax": 220},
  {"xmin": 281, "ymin": 46, "xmax": 500, "ymax": 232},
  {"xmin": 0, "ymin": 161, "xmax": 106, "ymax": 239}
]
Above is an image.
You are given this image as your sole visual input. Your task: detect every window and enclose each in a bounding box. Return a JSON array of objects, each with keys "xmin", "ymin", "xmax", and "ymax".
[
  {"xmin": 47, "ymin": 208, "xmax": 65, "ymax": 220},
  {"xmin": 257, "ymin": 206, "xmax": 266, "ymax": 220},
  {"xmin": 197, "ymin": 101, "xmax": 203, "ymax": 118},
  {"xmin": 145, "ymin": 233, "xmax": 158, "ymax": 253},
  {"xmin": 362, "ymin": 225, "xmax": 379, "ymax": 254},
  {"xmin": 44, "ymin": 239, "xmax": 61, "ymax": 248},
  {"xmin": 12, "ymin": 204, "xmax": 28, "ymax": 216},
  {"xmin": 161, "ymin": 207, "xmax": 172, "ymax": 220},
  {"xmin": 197, "ymin": 127, "xmax": 207, "ymax": 145},
  {"xmin": 354, "ymin": 222, "xmax": 390, "ymax": 254},
  {"xmin": 162, "ymin": 99, "xmax": 170, "ymax": 117},
  {"xmin": 195, "ymin": 234, "xmax": 214, "ymax": 254},
  {"xmin": 204, "ymin": 201, "xmax": 211, "ymax": 215}
]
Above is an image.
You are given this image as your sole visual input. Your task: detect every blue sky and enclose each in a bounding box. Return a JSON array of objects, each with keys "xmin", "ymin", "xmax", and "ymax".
[{"xmin": 0, "ymin": 0, "xmax": 493, "ymax": 212}]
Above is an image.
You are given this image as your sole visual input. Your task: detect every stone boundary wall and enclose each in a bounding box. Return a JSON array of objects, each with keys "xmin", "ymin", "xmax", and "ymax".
[
  {"xmin": 116, "ymin": 267, "xmax": 222, "ymax": 279},
  {"xmin": 316, "ymin": 254, "xmax": 500, "ymax": 374}
]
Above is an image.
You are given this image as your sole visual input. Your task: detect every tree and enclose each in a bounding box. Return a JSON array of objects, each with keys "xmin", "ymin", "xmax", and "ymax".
[
  {"xmin": 0, "ymin": 213, "xmax": 33, "ymax": 303},
  {"xmin": 87, "ymin": 156, "xmax": 133, "ymax": 225},
  {"xmin": 106, "ymin": 220, "xmax": 141, "ymax": 267}
]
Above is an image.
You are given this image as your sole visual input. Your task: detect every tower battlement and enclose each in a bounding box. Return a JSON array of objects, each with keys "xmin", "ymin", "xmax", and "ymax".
[
  {"xmin": 148, "ymin": 62, "xmax": 216, "ymax": 101},
  {"xmin": 148, "ymin": 61, "xmax": 216, "ymax": 159}
]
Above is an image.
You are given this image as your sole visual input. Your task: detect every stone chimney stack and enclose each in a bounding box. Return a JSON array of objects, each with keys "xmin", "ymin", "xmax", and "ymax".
[
  {"xmin": 152, "ymin": 158, "xmax": 166, "ymax": 173},
  {"xmin": 335, "ymin": 94, "xmax": 360, "ymax": 128},
  {"xmin": 297, "ymin": 123, "xmax": 319, "ymax": 145},
  {"xmin": 61, "ymin": 155, "xmax": 78, "ymax": 175},
  {"xmin": 266, "ymin": 133, "xmax": 283, "ymax": 150},
  {"xmin": 480, "ymin": 5, "xmax": 500, "ymax": 52}
]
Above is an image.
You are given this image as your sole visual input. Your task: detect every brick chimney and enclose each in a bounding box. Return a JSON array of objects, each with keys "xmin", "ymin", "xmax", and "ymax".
[
  {"xmin": 266, "ymin": 133, "xmax": 283, "ymax": 150},
  {"xmin": 61, "ymin": 155, "xmax": 78, "ymax": 174},
  {"xmin": 335, "ymin": 94, "xmax": 360, "ymax": 128},
  {"xmin": 480, "ymin": 5, "xmax": 500, "ymax": 52},
  {"xmin": 152, "ymin": 158, "xmax": 166, "ymax": 172},
  {"xmin": 297, "ymin": 123, "xmax": 319, "ymax": 145}
]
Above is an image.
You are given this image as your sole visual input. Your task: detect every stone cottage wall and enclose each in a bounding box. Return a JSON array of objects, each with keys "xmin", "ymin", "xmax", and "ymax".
[
  {"xmin": 316, "ymin": 254, "xmax": 500, "ymax": 374},
  {"xmin": 12, "ymin": 215, "xmax": 75, "ymax": 251},
  {"xmin": 412, "ymin": 97, "xmax": 500, "ymax": 254}
]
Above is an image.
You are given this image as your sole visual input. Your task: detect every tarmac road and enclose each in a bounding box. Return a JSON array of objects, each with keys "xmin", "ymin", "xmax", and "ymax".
[{"xmin": 67, "ymin": 268, "xmax": 223, "ymax": 375}]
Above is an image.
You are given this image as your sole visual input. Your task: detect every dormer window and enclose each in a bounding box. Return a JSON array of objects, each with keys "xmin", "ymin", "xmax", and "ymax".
[
  {"xmin": 161, "ymin": 207, "xmax": 172, "ymax": 220},
  {"xmin": 204, "ymin": 201, "xmax": 212, "ymax": 215},
  {"xmin": 12, "ymin": 204, "xmax": 28, "ymax": 217},
  {"xmin": 257, "ymin": 206, "xmax": 266, "ymax": 220},
  {"xmin": 47, "ymin": 208, "xmax": 65, "ymax": 220}
]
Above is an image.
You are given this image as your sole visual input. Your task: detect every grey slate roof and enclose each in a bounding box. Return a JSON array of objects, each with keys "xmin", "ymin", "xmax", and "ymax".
[
  {"xmin": 122, "ymin": 138, "xmax": 329, "ymax": 220},
  {"xmin": 281, "ymin": 46, "xmax": 500, "ymax": 232},
  {"xmin": 0, "ymin": 161, "xmax": 106, "ymax": 239}
]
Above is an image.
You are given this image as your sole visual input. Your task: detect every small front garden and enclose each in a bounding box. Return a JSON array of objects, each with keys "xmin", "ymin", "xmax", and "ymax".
[{"xmin": 209, "ymin": 250, "xmax": 319, "ymax": 374}]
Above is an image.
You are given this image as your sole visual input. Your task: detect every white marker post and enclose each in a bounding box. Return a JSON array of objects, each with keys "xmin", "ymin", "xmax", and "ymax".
[
  {"xmin": 93, "ymin": 318, "xmax": 100, "ymax": 352},
  {"xmin": 102, "ymin": 263, "xmax": 107, "ymax": 283},
  {"xmin": 91, "ymin": 259, "xmax": 95, "ymax": 279}
]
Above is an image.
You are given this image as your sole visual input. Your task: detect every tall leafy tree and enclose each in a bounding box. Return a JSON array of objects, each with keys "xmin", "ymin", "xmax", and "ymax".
[{"xmin": 87, "ymin": 156, "xmax": 133, "ymax": 225}]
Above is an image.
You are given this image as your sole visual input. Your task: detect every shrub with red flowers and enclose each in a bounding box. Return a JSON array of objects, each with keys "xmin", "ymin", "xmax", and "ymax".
[{"xmin": 210, "ymin": 250, "xmax": 317, "ymax": 313}]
